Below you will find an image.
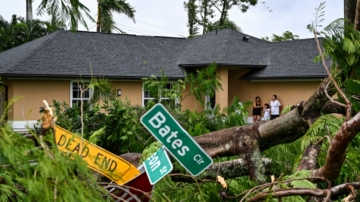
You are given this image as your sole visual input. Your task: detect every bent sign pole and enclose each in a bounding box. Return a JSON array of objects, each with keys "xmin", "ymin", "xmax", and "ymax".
[
  {"xmin": 54, "ymin": 126, "xmax": 140, "ymax": 185},
  {"xmin": 140, "ymin": 103, "xmax": 212, "ymax": 176}
]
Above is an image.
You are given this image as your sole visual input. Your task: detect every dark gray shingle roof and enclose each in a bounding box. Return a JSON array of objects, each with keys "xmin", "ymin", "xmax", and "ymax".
[
  {"xmin": 0, "ymin": 31, "xmax": 187, "ymax": 79},
  {"xmin": 240, "ymin": 38, "xmax": 327, "ymax": 80},
  {"xmin": 178, "ymin": 29, "xmax": 269, "ymax": 66},
  {"xmin": 0, "ymin": 29, "xmax": 327, "ymax": 79}
]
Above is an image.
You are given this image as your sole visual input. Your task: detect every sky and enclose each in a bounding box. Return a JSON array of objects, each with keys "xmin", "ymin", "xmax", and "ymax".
[{"xmin": 0, "ymin": 0, "xmax": 343, "ymax": 39}]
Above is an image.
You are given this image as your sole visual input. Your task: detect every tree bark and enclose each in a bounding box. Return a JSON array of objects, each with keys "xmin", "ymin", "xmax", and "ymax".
[
  {"xmin": 119, "ymin": 152, "xmax": 275, "ymax": 181},
  {"xmin": 354, "ymin": 0, "xmax": 360, "ymax": 30},
  {"xmin": 297, "ymin": 142, "xmax": 322, "ymax": 171},
  {"xmin": 219, "ymin": 0, "xmax": 227, "ymax": 27},
  {"xmin": 322, "ymin": 99, "xmax": 347, "ymax": 115},
  {"xmin": 26, "ymin": 0, "xmax": 33, "ymax": 21},
  {"xmin": 171, "ymin": 158, "xmax": 273, "ymax": 182},
  {"xmin": 312, "ymin": 112, "xmax": 360, "ymax": 180},
  {"xmin": 344, "ymin": 0, "xmax": 357, "ymax": 24},
  {"xmin": 119, "ymin": 153, "xmax": 141, "ymax": 167},
  {"xmin": 331, "ymin": 182, "xmax": 360, "ymax": 196}
]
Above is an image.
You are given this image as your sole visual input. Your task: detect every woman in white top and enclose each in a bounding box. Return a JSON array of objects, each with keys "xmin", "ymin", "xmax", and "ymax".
[{"xmin": 270, "ymin": 94, "xmax": 281, "ymax": 120}]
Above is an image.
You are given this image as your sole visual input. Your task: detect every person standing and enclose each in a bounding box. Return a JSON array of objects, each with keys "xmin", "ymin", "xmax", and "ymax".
[
  {"xmin": 263, "ymin": 103, "xmax": 271, "ymax": 121},
  {"xmin": 252, "ymin": 96, "xmax": 262, "ymax": 123},
  {"xmin": 270, "ymin": 94, "xmax": 281, "ymax": 120}
]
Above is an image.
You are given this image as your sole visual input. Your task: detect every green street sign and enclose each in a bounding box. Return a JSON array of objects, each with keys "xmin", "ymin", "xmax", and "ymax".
[
  {"xmin": 140, "ymin": 103, "xmax": 212, "ymax": 176},
  {"xmin": 143, "ymin": 147, "xmax": 173, "ymax": 185}
]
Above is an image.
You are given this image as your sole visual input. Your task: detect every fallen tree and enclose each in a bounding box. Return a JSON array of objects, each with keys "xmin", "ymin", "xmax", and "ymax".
[
  {"xmin": 119, "ymin": 13, "xmax": 360, "ymax": 201},
  {"xmin": 3, "ymin": 3, "xmax": 360, "ymax": 201}
]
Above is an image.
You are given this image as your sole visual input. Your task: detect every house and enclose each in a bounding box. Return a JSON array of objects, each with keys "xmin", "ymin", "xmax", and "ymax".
[{"xmin": 0, "ymin": 29, "xmax": 326, "ymax": 131}]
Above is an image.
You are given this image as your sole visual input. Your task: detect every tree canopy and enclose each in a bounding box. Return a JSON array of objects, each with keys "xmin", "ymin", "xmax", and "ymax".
[
  {"xmin": 261, "ymin": 31, "xmax": 300, "ymax": 42},
  {"xmin": 184, "ymin": 0, "xmax": 256, "ymax": 36},
  {"xmin": 0, "ymin": 14, "xmax": 64, "ymax": 52}
]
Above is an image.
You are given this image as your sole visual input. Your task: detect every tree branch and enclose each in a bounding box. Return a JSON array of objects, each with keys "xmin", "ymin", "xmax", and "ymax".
[
  {"xmin": 209, "ymin": 1, "xmax": 222, "ymax": 12},
  {"xmin": 302, "ymin": 77, "xmax": 336, "ymax": 124},
  {"xmin": 297, "ymin": 142, "xmax": 322, "ymax": 171},
  {"xmin": 119, "ymin": 152, "xmax": 274, "ymax": 180},
  {"xmin": 312, "ymin": 112, "xmax": 360, "ymax": 180},
  {"xmin": 171, "ymin": 158, "xmax": 273, "ymax": 182},
  {"xmin": 246, "ymin": 188, "xmax": 330, "ymax": 202},
  {"xmin": 313, "ymin": 32, "xmax": 352, "ymax": 121},
  {"xmin": 324, "ymin": 82, "xmax": 347, "ymax": 108},
  {"xmin": 331, "ymin": 182, "xmax": 360, "ymax": 196}
]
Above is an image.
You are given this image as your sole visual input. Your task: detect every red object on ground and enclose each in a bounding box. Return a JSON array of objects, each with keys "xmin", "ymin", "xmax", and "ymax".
[{"xmin": 111, "ymin": 171, "xmax": 153, "ymax": 202}]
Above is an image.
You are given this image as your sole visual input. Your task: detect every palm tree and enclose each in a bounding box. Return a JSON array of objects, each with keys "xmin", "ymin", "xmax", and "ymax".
[
  {"xmin": 0, "ymin": 15, "xmax": 29, "ymax": 52},
  {"xmin": 96, "ymin": 0, "xmax": 135, "ymax": 33},
  {"xmin": 0, "ymin": 15, "xmax": 64, "ymax": 52},
  {"xmin": 26, "ymin": 0, "xmax": 33, "ymax": 21},
  {"xmin": 36, "ymin": 0, "xmax": 94, "ymax": 30}
]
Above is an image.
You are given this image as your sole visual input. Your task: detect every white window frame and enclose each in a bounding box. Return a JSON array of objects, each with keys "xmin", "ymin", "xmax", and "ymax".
[
  {"xmin": 142, "ymin": 82, "xmax": 176, "ymax": 107},
  {"xmin": 70, "ymin": 80, "xmax": 93, "ymax": 107}
]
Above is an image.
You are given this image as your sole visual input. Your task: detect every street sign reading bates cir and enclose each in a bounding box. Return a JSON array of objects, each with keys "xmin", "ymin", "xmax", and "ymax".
[
  {"xmin": 144, "ymin": 147, "xmax": 173, "ymax": 185},
  {"xmin": 140, "ymin": 104, "xmax": 212, "ymax": 176},
  {"xmin": 54, "ymin": 126, "xmax": 140, "ymax": 185}
]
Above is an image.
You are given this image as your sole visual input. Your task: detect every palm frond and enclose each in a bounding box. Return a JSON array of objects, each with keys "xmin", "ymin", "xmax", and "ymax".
[{"xmin": 36, "ymin": 0, "xmax": 93, "ymax": 31}]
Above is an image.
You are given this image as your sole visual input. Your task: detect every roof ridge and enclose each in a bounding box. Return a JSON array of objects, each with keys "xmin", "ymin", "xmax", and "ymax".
[
  {"xmin": 72, "ymin": 30, "xmax": 186, "ymax": 39},
  {"xmin": 175, "ymin": 35, "xmax": 196, "ymax": 66},
  {"xmin": 219, "ymin": 30, "xmax": 233, "ymax": 62},
  {"xmin": 7, "ymin": 31, "xmax": 63, "ymax": 73},
  {"xmin": 269, "ymin": 37, "xmax": 320, "ymax": 43}
]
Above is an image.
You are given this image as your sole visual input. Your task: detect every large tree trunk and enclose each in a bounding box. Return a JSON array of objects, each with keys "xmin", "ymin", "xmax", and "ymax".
[
  {"xmin": 121, "ymin": 77, "xmax": 360, "ymax": 183},
  {"xmin": 344, "ymin": 0, "xmax": 357, "ymax": 23},
  {"xmin": 344, "ymin": 0, "xmax": 360, "ymax": 30},
  {"xmin": 26, "ymin": 0, "xmax": 33, "ymax": 21}
]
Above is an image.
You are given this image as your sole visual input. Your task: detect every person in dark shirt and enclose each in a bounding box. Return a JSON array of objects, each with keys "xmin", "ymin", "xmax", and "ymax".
[{"xmin": 252, "ymin": 96, "xmax": 262, "ymax": 123}]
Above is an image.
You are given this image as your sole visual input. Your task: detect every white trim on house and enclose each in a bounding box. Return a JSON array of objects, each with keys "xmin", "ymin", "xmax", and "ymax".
[
  {"xmin": 70, "ymin": 80, "xmax": 92, "ymax": 107},
  {"xmin": 8, "ymin": 120, "xmax": 38, "ymax": 132}
]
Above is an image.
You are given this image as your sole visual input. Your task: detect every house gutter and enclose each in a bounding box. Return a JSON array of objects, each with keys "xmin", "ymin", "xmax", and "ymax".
[{"xmin": 0, "ymin": 83, "xmax": 8, "ymax": 122}]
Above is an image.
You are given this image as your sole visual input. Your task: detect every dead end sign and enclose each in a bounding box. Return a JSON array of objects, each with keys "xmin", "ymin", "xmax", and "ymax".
[
  {"xmin": 140, "ymin": 103, "xmax": 212, "ymax": 176},
  {"xmin": 54, "ymin": 126, "xmax": 140, "ymax": 185}
]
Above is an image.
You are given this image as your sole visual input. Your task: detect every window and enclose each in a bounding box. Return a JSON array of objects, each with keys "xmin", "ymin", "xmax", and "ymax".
[
  {"xmin": 143, "ymin": 83, "xmax": 174, "ymax": 106},
  {"xmin": 70, "ymin": 81, "xmax": 92, "ymax": 107}
]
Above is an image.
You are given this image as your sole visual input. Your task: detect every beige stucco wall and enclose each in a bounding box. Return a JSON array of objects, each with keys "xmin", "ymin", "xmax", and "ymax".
[
  {"xmin": 112, "ymin": 81, "xmax": 143, "ymax": 106},
  {"xmin": 180, "ymin": 85, "xmax": 204, "ymax": 111},
  {"xmin": 5, "ymin": 79, "xmax": 203, "ymax": 122},
  {"xmin": 228, "ymin": 69, "xmax": 321, "ymax": 115},
  {"xmin": 6, "ymin": 79, "xmax": 70, "ymax": 120},
  {"xmin": 4, "ymin": 70, "xmax": 319, "ymax": 124},
  {"xmin": 216, "ymin": 68, "xmax": 229, "ymax": 109}
]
